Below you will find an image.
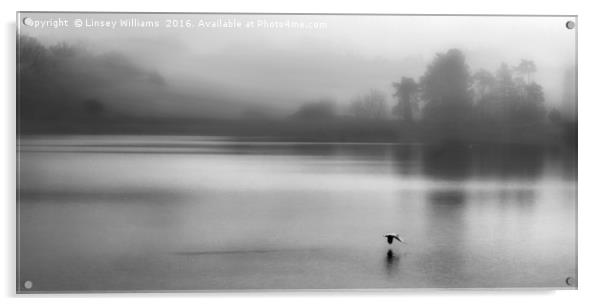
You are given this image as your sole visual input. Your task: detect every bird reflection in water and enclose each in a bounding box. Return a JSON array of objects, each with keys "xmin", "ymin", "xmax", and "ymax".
[{"xmin": 384, "ymin": 249, "xmax": 401, "ymax": 277}]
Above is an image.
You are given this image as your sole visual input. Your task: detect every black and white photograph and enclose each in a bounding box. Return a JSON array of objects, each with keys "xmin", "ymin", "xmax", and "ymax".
[{"xmin": 16, "ymin": 12, "xmax": 577, "ymax": 292}]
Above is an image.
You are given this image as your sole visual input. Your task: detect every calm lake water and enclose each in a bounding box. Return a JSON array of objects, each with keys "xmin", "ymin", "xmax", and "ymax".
[{"xmin": 17, "ymin": 136, "xmax": 577, "ymax": 291}]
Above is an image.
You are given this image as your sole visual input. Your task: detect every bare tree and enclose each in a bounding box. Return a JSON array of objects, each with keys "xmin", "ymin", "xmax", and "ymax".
[{"xmin": 349, "ymin": 89, "xmax": 388, "ymax": 120}]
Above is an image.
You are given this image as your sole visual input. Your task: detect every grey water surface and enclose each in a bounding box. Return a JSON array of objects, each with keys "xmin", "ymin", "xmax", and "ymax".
[{"xmin": 17, "ymin": 136, "xmax": 576, "ymax": 291}]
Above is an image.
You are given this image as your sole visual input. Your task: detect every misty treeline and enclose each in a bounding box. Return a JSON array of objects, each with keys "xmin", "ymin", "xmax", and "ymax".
[
  {"xmin": 18, "ymin": 36, "xmax": 574, "ymax": 145},
  {"xmin": 297, "ymin": 48, "xmax": 574, "ymax": 144},
  {"xmin": 18, "ymin": 35, "xmax": 167, "ymax": 125},
  {"xmin": 390, "ymin": 49, "xmax": 547, "ymax": 127}
]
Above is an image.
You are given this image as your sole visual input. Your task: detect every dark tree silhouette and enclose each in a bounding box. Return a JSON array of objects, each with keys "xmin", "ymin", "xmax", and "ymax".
[
  {"xmin": 19, "ymin": 35, "xmax": 49, "ymax": 73},
  {"xmin": 390, "ymin": 51, "xmax": 554, "ymax": 143},
  {"xmin": 495, "ymin": 63, "xmax": 516, "ymax": 98},
  {"xmin": 392, "ymin": 77, "xmax": 419, "ymax": 123},
  {"xmin": 473, "ymin": 69, "xmax": 495, "ymax": 101},
  {"xmin": 472, "ymin": 69, "xmax": 496, "ymax": 121},
  {"xmin": 515, "ymin": 59, "xmax": 537, "ymax": 84},
  {"xmin": 420, "ymin": 49, "xmax": 473, "ymax": 124},
  {"xmin": 440, "ymin": 62, "xmax": 549, "ymax": 126},
  {"xmin": 519, "ymin": 82, "xmax": 545, "ymax": 122}
]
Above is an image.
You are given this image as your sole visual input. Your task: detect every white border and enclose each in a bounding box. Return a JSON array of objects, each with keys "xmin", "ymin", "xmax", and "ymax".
[{"xmin": 3, "ymin": 0, "xmax": 600, "ymax": 305}]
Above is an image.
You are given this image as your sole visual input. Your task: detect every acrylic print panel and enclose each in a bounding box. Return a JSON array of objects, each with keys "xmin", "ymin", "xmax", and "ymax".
[{"xmin": 16, "ymin": 12, "xmax": 577, "ymax": 292}]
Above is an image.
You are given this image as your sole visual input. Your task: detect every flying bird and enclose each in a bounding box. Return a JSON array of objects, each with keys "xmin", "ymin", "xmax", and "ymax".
[{"xmin": 383, "ymin": 233, "xmax": 406, "ymax": 245}]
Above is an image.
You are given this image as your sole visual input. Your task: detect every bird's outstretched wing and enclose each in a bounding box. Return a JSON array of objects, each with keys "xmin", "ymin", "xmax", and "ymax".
[{"xmin": 394, "ymin": 236, "xmax": 407, "ymax": 244}]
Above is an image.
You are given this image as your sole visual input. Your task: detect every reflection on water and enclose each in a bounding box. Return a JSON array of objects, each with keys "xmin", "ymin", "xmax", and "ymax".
[
  {"xmin": 429, "ymin": 190, "xmax": 466, "ymax": 206},
  {"xmin": 17, "ymin": 136, "xmax": 576, "ymax": 290},
  {"xmin": 384, "ymin": 249, "xmax": 401, "ymax": 278}
]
